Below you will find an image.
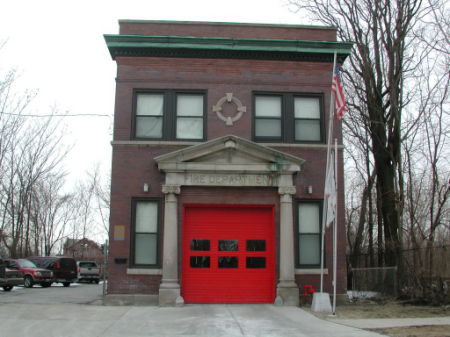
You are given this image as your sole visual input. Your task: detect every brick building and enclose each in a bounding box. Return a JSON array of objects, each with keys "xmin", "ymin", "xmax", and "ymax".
[
  {"xmin": 104, "ymin": 20, "xmax": 352, "ymax": 306},
  {"xmin": 64, "ymin": 238, "xmax": 103, "ymax": 261}
]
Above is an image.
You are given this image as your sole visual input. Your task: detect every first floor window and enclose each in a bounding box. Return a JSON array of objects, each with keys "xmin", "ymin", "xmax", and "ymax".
[
  {"xmin": 297, "ymin": 201, "xmax": 322, "ymax": 267},
  {"xmin": 131, "ymin": 199, "xmax": 160, "ymax": 267}
]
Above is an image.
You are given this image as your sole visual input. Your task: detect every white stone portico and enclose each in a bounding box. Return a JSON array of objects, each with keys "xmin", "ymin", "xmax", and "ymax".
[{"xmin": 154, "ymin": 134, "xmax": 305, "ymax": 307}]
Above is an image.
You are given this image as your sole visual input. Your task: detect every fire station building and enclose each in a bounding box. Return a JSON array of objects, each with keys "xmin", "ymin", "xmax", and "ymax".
[{"xmin": 104, "ymin": 20, "xmax": 352, "ymax": 306}]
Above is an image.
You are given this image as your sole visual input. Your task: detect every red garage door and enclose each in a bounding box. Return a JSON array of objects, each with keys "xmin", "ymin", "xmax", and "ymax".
[{"xmin": 182, "ymin": 205, "xmax": 275, "ymax": 303}]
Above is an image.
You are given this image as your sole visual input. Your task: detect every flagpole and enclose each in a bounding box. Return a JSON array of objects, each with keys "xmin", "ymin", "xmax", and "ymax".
[
  {"xmin": 333, "ymin": 138, "xmax": 338, "ymax": 315},
  {"xmin": 320, "ymin": 51, "xmax": 337, "ymax": 293}
]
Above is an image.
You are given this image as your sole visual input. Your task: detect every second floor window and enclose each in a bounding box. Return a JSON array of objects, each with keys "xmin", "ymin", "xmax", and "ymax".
[
  {"xmin": 133, "ymin": 90, "xmax": 206, "ymax": 141},
  {"xmin": 253, "ymin": 93, "xmax": 324, "ymax": 143}
]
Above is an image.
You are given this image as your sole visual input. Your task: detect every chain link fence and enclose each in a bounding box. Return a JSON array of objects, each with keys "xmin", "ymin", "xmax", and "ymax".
[{"xmin": 351, "ymin": 267, "xmax": 397, "ymax": 298}]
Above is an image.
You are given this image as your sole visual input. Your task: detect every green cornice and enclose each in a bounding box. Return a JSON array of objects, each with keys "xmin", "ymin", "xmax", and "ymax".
[{"xmin": 104, "ymin": 34, "xmax": 353, "ymax": 63}]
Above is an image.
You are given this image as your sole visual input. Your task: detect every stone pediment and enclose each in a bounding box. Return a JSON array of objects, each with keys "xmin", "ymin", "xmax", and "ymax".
[{"xmin": 154, "ymin": 135, "xmax": 305, "ymax": 174}]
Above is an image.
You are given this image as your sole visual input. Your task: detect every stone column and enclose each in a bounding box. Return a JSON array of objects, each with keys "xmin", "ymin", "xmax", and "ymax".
[
  {"xmin": 159, "ymin": 185, "xmax": 184, "ymax": 307},
  {"xmin": 275, "ymin": 186, "xmax": 300, "ymax": 306}
]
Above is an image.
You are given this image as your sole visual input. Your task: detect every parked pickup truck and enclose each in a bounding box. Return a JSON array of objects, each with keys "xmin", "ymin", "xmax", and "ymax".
[{"xmin": 77, "ymin": 261, "xmax": 101, "ymax": 284}]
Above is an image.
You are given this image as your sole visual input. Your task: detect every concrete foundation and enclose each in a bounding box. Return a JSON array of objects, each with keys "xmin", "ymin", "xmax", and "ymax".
[
  {"xmin": 105, "ymin": 294, "xmax": 159, "ymax": 306},
  {"xmin": 311, "ymin": 292, "xmax": 332, "ymax": 313}
]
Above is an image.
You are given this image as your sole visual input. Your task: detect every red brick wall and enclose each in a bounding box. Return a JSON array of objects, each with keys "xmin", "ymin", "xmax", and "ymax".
[
  {"xmin": 107, "ymin": 22, "xmax": 347, "ymax": 297},
  {"xmin": 118, "ymin": 20, "xmax": 337, "ymax": 42},
  {"xmin": 113, "ymin": 57, "xmax": 342, "ymax": 143},
  {"xmin": 108, "ymin": 145, "xmax": 346, "ymax": 295}
]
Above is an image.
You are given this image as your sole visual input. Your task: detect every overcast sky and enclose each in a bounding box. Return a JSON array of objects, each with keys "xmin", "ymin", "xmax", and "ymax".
[{"xmin": 0, "ymin": 0, "xmax": 305, "ymax": 187}]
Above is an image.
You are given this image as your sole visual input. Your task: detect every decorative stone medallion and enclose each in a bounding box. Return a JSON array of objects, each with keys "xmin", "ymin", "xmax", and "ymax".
[{"xmin": 213, "ymin": 93, "xmax": 247, "ymax": 126}]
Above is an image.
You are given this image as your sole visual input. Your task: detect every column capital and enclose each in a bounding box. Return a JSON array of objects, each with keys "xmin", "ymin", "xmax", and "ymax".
[
  {"xmin": 162, "ymin": 185, "xmax": 181, "ymax": 195},
  {"xmin": 278, "ymin": 186, "xmax": 296, "ymax": 195}
]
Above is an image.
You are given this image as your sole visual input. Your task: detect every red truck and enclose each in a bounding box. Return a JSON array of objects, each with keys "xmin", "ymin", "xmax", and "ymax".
[{"xmin": 3, "ymin": 259, "xmax": 53, "ymax": 288}]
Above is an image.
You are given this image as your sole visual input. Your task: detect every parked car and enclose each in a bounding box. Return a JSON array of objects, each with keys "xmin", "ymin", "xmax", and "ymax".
[
  {"xmin": 3, "ymin": 267, "xmax": 23, "ymax": 291},
  {"xmin": 3, "ymin": 259, "xmax": 53, "ymax": 288},
  {"xmin": 77, "ymin": 261, "xmax": 101, "ymax": 284},
  {"xmin": 0, "ymin": 256, "xmax": 6, "ymax": 288},
  {"xmin": 27, "ymin": 256, "xmax": 77, "ymax": 287}
]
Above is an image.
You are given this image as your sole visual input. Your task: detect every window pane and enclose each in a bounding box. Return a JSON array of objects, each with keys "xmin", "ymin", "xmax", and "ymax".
[
  {"xmin": 135, "ymin": 234, "xmax": 157, "ymax": 265},
  {"xmin": 299, "ymin": 203, "xmax": 320, "ymax": 233},
  {"xmin": 218, "ymin": 257, "xmax": 238, "ymax": 268},
  {"xmin": 190, "ymin": 256, "xmax": 210, "ymax": 268},
  {"xmin": 255, "ymin": 96, "xmax": 282, "ymax": 117},
  {"xmin": 295, "ymin": 120, "xmax": 321, "ymax": 141},
  {"xmin": 43, "ymin": 260, "xmax": 55, "ymax": 269},
  {"xmin": 299, "ymin": 235, "xmax": 320, "ymax": 265},
  {"xmin": 177, "ymin": 95, "xmax": 203, "ymax": 116},
  {"xmin": 219, "ymin": 240, "xmax": 238, "ymax": 251},
  {"xmin": 191, "ymin": 240, "xmax": 210, "ymax": 251},
  {"xmin": 137, "ymin": 94, "xmax": 164, "ymax": 116},
  {"xmin": 136, "ymin": 202, "xmax": 158, "ymax": 233},
  {"xmin": 246, "ymin": 257, "xmax": 266, "ymax": 269},
  {"xmin": 176, "ymin": 118, "xmax": 203, "ymax": 139},
  {"xmin": 255, "ymin": 119, "xmax": 281, "ymax": 137},
  {"xmin": 294, "ymin": 97, "xmax": 320, "ymax": 118},
  {"xmin": 136, "ymin": 117, "xmax": 163, "ymax": 138},
  {"xmin": 246, "ymin": 240, "xmax": 266, "ymax": 251}
]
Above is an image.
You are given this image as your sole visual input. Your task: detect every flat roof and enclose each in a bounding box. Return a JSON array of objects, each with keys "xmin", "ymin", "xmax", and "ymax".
[{"xmin": 118, "ymin": 19, "xmax": 338, "ymax": 31}]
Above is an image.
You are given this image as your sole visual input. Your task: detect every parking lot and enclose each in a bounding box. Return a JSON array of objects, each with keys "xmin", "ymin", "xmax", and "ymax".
[{"xmin": 0, "ymin": 281, "xmax": 104, "ymax": 305}]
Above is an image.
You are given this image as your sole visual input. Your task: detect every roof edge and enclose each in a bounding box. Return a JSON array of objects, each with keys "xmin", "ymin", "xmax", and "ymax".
[
  {"xmin": 104, "ymin": 34, "xmax": 353, "ymax": 61},
  {"xmin": 118, "ymin": 19, "xmax": 338, "ymax": 31}
]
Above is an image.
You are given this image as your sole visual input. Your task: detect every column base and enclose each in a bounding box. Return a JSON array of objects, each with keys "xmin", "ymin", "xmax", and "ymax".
[
  {"xmin": 159, "ymin": 279, "xmax": 184, "ymax": 307},
  {"xmin": 276, "ymin": 283, "xmax": 300, "ymax": 306}
]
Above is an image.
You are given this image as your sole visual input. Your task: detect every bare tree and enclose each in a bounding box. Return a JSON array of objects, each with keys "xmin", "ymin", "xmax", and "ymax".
[
  {"xmin": 29, "ymin": 173, "xmax": 73, "ymax": 256},
  {"xmin": 286, "ymin": 0, "xmax": 427, "ymax": 279},
  {"xmin": 87, "ymin": 164, "xmax": 110, "ymax": 237},
  {"xmin": 0, "ymin": 46, "xmax": 72, "ymax": 258},
  {"xmin": 0, "ymin": 111, "xmax": 71, "ymax": 257},
  {"xmin": 69, "ymin": 166, "xmax": 110, "ymax": 259}
]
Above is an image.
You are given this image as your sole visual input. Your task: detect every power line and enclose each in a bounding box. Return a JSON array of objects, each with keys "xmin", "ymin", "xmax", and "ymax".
[{"xmin": 1, "ymin": 112, "xmax": 113, "ymax": 117}]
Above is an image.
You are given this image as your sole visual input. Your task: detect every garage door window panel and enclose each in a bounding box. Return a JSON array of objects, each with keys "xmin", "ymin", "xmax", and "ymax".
[
  {"xmin": 246, "ymin": 240, "xmax": 266, "ymax": 252},
  {"xmin": 190, "ymin": 239, "xmax": 210, "ymax": 251},
  {"xmin": 190, "ymin": 256, "xmax": 210, "ymax": 268},
  {"xmin": 246, "ymin": 257, "xmax": 266, "ymax": 268},
  {"xmin": 218, "ymin": 257, "xmax": 238, "ymax": 268},
  {"xmin": 219, "ymin": 240, "xmax": 238, "ymax": 251}
]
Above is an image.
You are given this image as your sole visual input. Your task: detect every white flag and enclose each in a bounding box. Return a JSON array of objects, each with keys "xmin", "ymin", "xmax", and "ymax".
[{"xmin": 325, "ymin": 152, "xmax": 337, "ymax": 227}]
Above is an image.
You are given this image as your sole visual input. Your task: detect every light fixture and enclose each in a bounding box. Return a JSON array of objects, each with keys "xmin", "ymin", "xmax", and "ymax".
[
  {"xmin": 307, "ymin": 186, "xmax": 313, "ymax": 194},
  {"xmin": 143, "ymin": 183, "xmax": 149, "ymax": 192}
]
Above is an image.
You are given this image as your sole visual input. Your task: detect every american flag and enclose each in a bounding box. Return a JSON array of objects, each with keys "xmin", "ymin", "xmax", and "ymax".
[{"xmin": 331, "ymin": 63, "xmax": 346, "ymax": 119}]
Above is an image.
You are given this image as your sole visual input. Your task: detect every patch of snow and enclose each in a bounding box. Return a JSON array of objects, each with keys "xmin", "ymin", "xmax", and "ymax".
[{"xmin": 347, "ymin": 290, "xmax": 381, "ymax": 300}]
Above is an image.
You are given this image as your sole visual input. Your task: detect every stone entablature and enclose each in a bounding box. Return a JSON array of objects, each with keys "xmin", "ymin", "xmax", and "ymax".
[{"xmin": 182, "ymin": 173, "xmax": 278, "ymax": 187}]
